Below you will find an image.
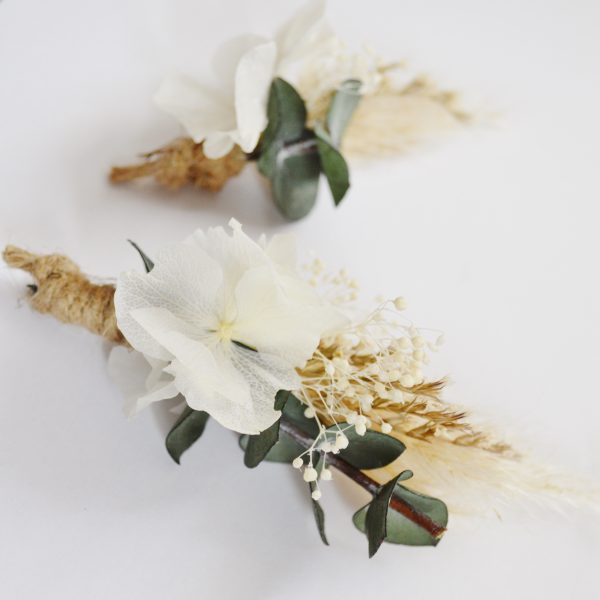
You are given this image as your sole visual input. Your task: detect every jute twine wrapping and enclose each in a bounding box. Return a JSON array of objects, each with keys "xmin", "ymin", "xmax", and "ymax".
[
  {"xmin": 3, "ymin": 246, "xmax": 125, "ymax": 344},
  {"xmin": 110, "ymin": 138, "xmax": 247, "ymax": 192}
]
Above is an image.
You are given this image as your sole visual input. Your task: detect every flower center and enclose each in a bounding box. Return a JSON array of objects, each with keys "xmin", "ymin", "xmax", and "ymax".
[{"xmin": 216, "ymin": 320, "xmax": 235, "ymax": 342}]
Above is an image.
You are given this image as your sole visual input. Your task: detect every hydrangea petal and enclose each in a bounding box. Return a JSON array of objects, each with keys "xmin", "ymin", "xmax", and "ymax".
[
  {"xmin": 232, "ymin": 264, "xmax": 341, "ymax": 366},
  {"xmin": 234, "ymin": 40, "xmax": 277, "ymax": 152},
  {"xmin": 154, "ymin": 75, "xmax": 235, "ymax": 144},
  {"xmin": 115, "ymin": 243, "xmax": 223, "ymax": 360},
  {"xmin": 275, "ymin": 0, "xmax": 334, "ymax": 74}
]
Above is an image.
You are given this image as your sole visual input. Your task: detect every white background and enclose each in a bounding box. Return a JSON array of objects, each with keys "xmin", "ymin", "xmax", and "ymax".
[{"xmin": 1, "ymin": 0, "xmax": 599, "ymax": 598}]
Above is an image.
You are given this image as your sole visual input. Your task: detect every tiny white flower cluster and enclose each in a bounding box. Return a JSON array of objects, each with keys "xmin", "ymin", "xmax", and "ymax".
[{"xmin": 292, "ymin": 259, "xmax": 444, "ymax": 497}]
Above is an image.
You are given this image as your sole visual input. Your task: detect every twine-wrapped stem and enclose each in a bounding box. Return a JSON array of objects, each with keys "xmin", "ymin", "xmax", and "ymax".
[
  {"xmin": 3, "ymin": 246, "xmax": 125, "ymax": 344},
  {"xmin": 110, "ymin": 138, "xmax": 247, "ymax": 192}
]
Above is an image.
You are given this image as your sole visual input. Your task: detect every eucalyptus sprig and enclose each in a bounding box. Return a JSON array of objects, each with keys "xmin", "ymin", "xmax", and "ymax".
[
  {"xmin": 166, "ymin": 390, "xmax": 448, "ymax": 557},
  {"xmin": 255, "ymin": 78, "xmax": 361, "ymax": 220}
]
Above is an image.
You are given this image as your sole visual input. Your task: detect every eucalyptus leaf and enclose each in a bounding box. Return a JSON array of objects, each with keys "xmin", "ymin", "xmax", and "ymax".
[
  {"xmin": 243, "ymin": 419, "xmax": 281, "ymax": 468},
  {"xmin": 238, "ymin": 392, "xmax": 319, "ymax": 464},
  {"xmin": 326, "ymin": 426, "xmax": 405, "ymax": 469},
  {"xmin": 353, "ymin": 474, "xmax": 448, "ymax": 554},
  {"xmin": 309, "ymin": 482, "xmax": 329, "ymax": 546},
  {"xmin": 127, "ymin": 239, "xmax": 154, "ymax": 273},
  {"xmin": 364, "ymin": 473, "xmax": 403, "ymax": 557},
  {"xmin": 165, "ymin": 406, "xmax": 209, "ymax": 464},
  {"xmin": 243, "ymin": 390, "xmax": 293, "ymax": 468},
  {"xmin": 281, "ymin": 392, "xmax": 320, "ymax": 438},
  {"xmin": 315, "ymin": 126, "xmax": 350, "ymax": 205},
  {"xmin": 271, "ymin": 141, "xmax": 321, "ymax": 220},
  {"xmin": 261, "ymin": 77, "xmax": 307, "ymax": 149},
  {"xmin": 239, "ymin": 432, "xmax": 305, "ymax": 463},
  {"xmin": 326, "ymin": 79, "xmax": 362, "ymax": 147}
]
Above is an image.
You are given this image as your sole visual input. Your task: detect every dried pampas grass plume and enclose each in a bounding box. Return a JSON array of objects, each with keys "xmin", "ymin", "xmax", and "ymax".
[
  {"xmin": 4, "ymin": 246, "xmax": 597, "ymax": 519},
  {"xmin": 303, "ymin": 67, "xmax": 470, "ymax": 159}
]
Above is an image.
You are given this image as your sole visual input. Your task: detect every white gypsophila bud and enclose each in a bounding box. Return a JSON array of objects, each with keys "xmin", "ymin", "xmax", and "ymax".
[
  {"xmin": 391, "ymin": 389, "xmax": 404, "ymax": 402},
  {"xmin": 400, "ymin": 374, "xmax": 415, "ymax": 388},
  {"xmin": 393, "ymin": 296, "xmax": 407, "ymax": 311},
  {"xmin": 412, "ymin": 368, "xmax": 424, "ymax": 384},
  {"xmin": 320, "ymin": 441, "xmax": 333, "ymax": 453},
  {"xmin": 374, "ymin": 382, "xmax": 386, "ymax": 396},
  {"xmin": 398, "ymin": 338, "xmax": 410, "ymax": 350},
  {"xmin": 335, "ymin": 433, "xmax": 349, "ymax": 449},
  {"xmin": 311, "ymin": 489, "xmax": 322, "ymax": 501},
  {"xmin": 325, "ymin": 362, "xmax": 335, "ymax": 376},
  {"xmin": 381, "ymin": 423, "xmax": 393, "ymax": 434},
  {"xmin": 388, "ymin": 369, "xmax": 401, "ymax": 381},
  {"xmin": 345, "ymin": 412, "xmax": 358, "ymax": 425},
  {"xmin": 304, "ymin": 406, "xmax": 316, "ymax": 418},
  {"xmin": 355, "ymin": 422, "xmax": 367, "ymax": 436},
  {"xmin": 413, "ymin": 349, "xmax": 424, "ymax": 361},
  {"xmin": 292, "ymin": 457, "xmax": 304, "ymax": 469},
  {"xmin": 321, "ymin": 468, "xmax": 332, "ymax": 481},
  {"xmin": 333, "ymin": 357, "xmax": 349, "ymax": 371},
  {"xmin": 368, "ymin": 363, "xmax": 380, "ymax": 376},
  {"xmin": 303, "ymin": 467, "xmax": 318, "ymax": 482},
  {"xmin": 337, "ymin": 377, "xmax": 350, "ymax": 391},
  {"xmin": 412, "ymin": 336, "xmax": 425, "ymax": 349}
]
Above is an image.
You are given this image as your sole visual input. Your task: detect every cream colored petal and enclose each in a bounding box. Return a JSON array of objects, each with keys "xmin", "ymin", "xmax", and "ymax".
[
  {"xmin": 264, "ymin": 233, "xmax": 298, "ymax": 269},
  {"xmin": 234, "ymin": 40, "xmax": 277, "ymax": 152},
  {"xmin": 232, "ymin": 265, "xmax": 342, "ymax": 366},
  {"xmin": 164, "ymin": 338, "xmax": 282, "ymax": 434},
  {"xmin": 115, "ymin": 243, "xmax": 223, "ymax": 360},
  {"xmin": 154, "ymin": 74, "xmax": 235, "ymax": 143},
  {"xmin": 107, "ymin": 346, "xmax": 177, "ymax": 417},
  {"xmin": 203, "ymin": 132, "xmax": 236, "ymax": 159},
  {"xmin": 275, "ymin": 0, "xmax": 334, "ymax": 74}
]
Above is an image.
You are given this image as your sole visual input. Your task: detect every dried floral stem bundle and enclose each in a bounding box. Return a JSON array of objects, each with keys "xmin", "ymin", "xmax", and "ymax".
[
  {"xmin": 109, "ymin": 0, "xmax": 468, "ymax": 220},
  {"xmin": 5, "ymin": 231, "xmax": 598, "ymax": 555}
]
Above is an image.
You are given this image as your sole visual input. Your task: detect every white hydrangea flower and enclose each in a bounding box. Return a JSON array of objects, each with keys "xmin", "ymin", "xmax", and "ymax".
[
  {"xmin": 154, "ymin": 0, "xmax": 333, "ymax": 159},
  {"xmin": 113, "ymin": 219, "xmax": 345, "ymax": 435}
]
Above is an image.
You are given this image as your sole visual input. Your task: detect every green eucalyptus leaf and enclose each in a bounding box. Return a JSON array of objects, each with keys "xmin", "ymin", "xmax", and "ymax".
[
  {"xmin": 238, "ymin": 392, "xmax": 319, "ymax": 464},
  {"xmin": 257, "ymin": 138, "xmax": 281, "ymax": 178},
  {"xmin": 243, "ymin": 419, "xmax": 281, "ymax": 468},
  {"xmin": 326, "ymin": 426, "xmax": 405, "ymax": 469},
  {"xmin": 243, "ymin": 390, "xmax": 293, "ymax": 468},
  {"xmin": 315, "ymin": 125, "xmax": 350, "ymax": 206},
  {"xmin": 326, "ymin": 79, "xmax": 362, "ymax": 147},
  {"xmin": 127, "ymin": 239, "xmax": 154, "ymax": 273},
  {"xmin": 239, "ymin": 432, "xmax": 305, "ymax": 463},
  {"xmin": 271, "ymin": 141, "xmax": 321, "ymax": 220},
  {"xmin": 274, "ymin": 389, "xmax": 293, "ymax": 411},
  {"xmin": 262, "ymin": 77, "xmax": 307, "ymax": 148},
  {"xmin": 364, "ymin": 473, "xmax": 404, "ymax": 557},
  {"xmin": 281, "ymin": 392, "xmax": 320, "ymax": 438},
  {"xmin": 353, "ymin": 474, "xmax": 448, "ymax": 554},
  {"xmin": 309, "ymin": 482, "xmax": 329, "ymax": 546},
  {"xmin": 165, "ymin": 406, "xmax": 209, "ymax": 464}
]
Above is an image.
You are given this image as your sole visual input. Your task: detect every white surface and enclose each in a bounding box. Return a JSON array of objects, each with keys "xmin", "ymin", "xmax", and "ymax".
[{"xmin": 1, "ymin": 1, "xmax": 599, "ymax": 598}]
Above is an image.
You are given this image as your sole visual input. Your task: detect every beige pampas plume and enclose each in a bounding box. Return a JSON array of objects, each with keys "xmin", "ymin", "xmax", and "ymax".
[{"xmin": 298, "ymin": 46, "xmax": 471, "ymax": 159}]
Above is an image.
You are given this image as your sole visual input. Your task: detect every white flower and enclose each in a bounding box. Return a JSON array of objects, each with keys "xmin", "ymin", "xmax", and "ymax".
[
  {"xmin": 154, "ymin": 0, "xmax": 333, "ymax": 159},
  {"xmin": 113, "ymin": 219, "xmax": 345, "ymax": 434}
]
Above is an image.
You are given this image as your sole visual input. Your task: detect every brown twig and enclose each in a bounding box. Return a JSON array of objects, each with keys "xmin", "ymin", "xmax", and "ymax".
[{"xmin": 279, "ymin": 418, "xmax": 446, "ymax": 540}]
